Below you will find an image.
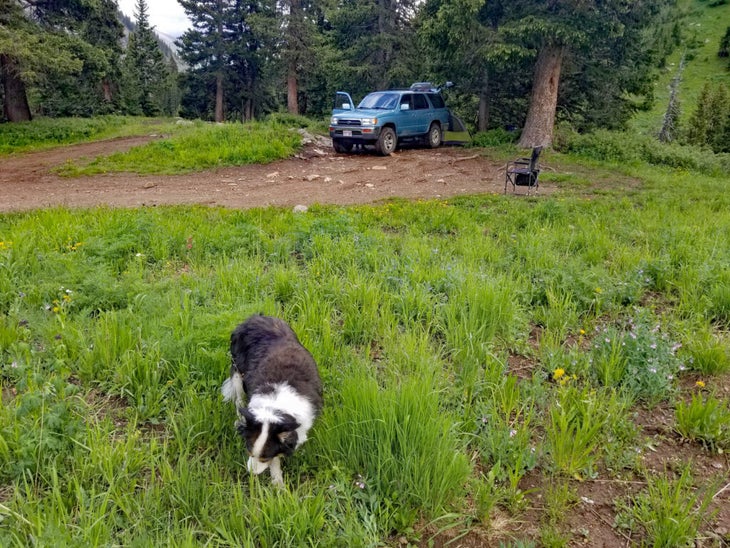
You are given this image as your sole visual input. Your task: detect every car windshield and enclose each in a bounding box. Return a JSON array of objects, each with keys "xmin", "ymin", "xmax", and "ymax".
[{"xmin": 358, "ymin": 92, "xmax": 399, "ymax": 110}]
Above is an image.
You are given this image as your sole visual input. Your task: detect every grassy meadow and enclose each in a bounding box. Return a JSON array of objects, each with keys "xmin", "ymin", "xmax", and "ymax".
[{"xmin": 0, "ymin": 117, "xmax": 729, "ymax": 546}]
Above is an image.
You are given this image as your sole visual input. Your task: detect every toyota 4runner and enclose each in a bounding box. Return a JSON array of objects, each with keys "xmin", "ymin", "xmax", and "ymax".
[{"xmin": 329, "ymin": 82, "xmax": 453, "ymax": 156}]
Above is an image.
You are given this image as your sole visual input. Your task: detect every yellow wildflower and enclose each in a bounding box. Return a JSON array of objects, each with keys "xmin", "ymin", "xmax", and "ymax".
[
  {"xmin": 695, "ymin": 380, "xmax": 706, "ymax": 388},
  {"xmin": 553, "ymin": 368, "xmax": 566, "ymax": 381}
]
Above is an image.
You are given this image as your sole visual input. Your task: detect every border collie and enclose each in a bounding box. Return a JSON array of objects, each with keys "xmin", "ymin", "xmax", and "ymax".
[{"xmin": 221, "ymin": 314, "xmax": 322, "ymax": 486}]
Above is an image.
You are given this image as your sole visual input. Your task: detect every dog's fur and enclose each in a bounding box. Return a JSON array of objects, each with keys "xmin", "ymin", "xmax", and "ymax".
[{"xmin": 222, "ymin": 314, "xmax": 322, "ymax": 486}]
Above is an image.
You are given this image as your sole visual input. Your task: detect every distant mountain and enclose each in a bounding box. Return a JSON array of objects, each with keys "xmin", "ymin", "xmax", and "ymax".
[{"xmin": 118, "ymin": 10, "xmax": 182, "ymax": 67}]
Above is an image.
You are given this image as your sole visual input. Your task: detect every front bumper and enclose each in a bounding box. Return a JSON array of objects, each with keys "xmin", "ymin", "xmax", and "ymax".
[{"xmin": 329, "ymin": 125, "xmax": 382, "ymax": 143}]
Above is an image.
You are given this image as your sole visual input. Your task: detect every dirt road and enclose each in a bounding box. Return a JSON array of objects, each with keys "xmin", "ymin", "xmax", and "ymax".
[{"xmin": 0, "ymin": 134, "xmax": 525, "ymax": 212}]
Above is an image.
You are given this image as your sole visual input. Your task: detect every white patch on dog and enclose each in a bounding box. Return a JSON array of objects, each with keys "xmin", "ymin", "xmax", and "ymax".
[
  {"xmin": 251, "ymin": 421, "xmax": 270, "ymax": 458},
  {"xmin": 247, "ymin": 456, "xmax": 271, "ymax": 475},
  {"xmin": 248, "ymin": 382, "xmax": 315, "ymax": 446},
  {"xmin": 269, "ymin": 456, "xmax": 284, "ymax": 486},
  {"xmin": 221, "ymin": 371, "xmax": 244, "ymax": 405}
]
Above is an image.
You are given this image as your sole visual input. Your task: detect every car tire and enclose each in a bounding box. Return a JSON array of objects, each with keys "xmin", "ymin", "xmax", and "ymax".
[
  {"xmin": 332, "ymin": 139, "xmax": 353, "ymax": 153},
  {"xmin": 375, "ymin": 127, "xmax": 397, "ymax": 156},
  {"xmin": 427, "ymin": 123, "xmax": 442, "ymax": 149}
]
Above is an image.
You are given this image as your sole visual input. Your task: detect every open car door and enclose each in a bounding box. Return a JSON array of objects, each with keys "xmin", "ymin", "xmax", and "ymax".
[{"xmin": 332, "ymin": 91, "xmax": 354, "ymax": 114}]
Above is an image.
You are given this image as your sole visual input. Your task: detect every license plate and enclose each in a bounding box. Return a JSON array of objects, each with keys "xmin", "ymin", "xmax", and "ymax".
[{"xmin": 343, "ymin": 130, "xmax": 352, "ymax": 137}]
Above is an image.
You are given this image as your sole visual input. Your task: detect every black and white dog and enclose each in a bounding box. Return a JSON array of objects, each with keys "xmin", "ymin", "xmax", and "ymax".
[{"xmin": 221, "ymin": 314, "xmax": 323, "ymax": 486}]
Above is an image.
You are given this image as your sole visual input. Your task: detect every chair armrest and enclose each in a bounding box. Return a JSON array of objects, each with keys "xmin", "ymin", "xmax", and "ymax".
[{"xmin": 507, "ymin": 159, "xmax": 529, "ymax": 170}]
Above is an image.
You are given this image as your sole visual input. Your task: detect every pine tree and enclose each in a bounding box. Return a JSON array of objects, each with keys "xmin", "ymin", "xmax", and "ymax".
[
  {"xmin": 707, "ymin": 84, "xmax": 729, "ymax": 153},
  {"xmin": 122, "ymin": 0, "xmax": 168, "ymax": 116},
  {"xmin": 1, "ymin": 0, "xmax": 123, "ymax": 120},
  {"xmin": 177, "ymin": 0, "xmax": 233, "ymax": 122},
  {"xmin": 177, "ymin": 0, "xmax": 274, "ymax": 122},
  {"xmin": 686, "ymin": 82, "xmax": 712, "ymax": 147},
  {"xmin": 508, "ymin": 0, "xmax": 672, "ymax": 148},
  {"xmin": 1, "ymin": 0, "xmax": 33, "ymax": 121},
  {"xmin": 418, "ymin": 0, "xmax": 516, "ymax": 132},
  {"xmin": 325, "ymin": 0, "xmax": 421, "ymax": 98}
]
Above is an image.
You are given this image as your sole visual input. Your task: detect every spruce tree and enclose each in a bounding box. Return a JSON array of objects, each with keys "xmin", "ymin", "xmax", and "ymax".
[
  {"xmin": 177, "ymin": 0, "xmax": 274, "ymax": 122},
  {"xmin": 686, "ymin": 82, "xmax": 712, "ymax": 147},
  {"xmin": 708, "ymin": 84, "xmax": 729, "ymax": 153},
  {"xmin": 123, "ymin": 0, "xmax": 168, "ymax": 116}
]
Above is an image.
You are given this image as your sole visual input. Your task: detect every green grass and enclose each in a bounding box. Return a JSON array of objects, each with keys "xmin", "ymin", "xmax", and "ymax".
[
  {"xmin": 675, "ymin": 391, "xmax": 730, "ymax": 452},
  {"xmin": 55, "ymin": 121, "xmax": 303, "ymax": 175},
  {"xmin": 0, "ymin": 124, "xmax": 729, "ymax": 545},
  {"xmin": 0, "ymin": 116, "xmax": 179, "ymax": 155},
  {"xmin": 616, "ymin": 467, "xmax": 716, "ymax": 547}
]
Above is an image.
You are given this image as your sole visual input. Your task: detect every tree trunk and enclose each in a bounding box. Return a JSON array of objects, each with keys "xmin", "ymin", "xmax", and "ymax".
[
  {"xmin": 215, "ymin": 71, "xmax": 224, "ymax": 122},
  {"xmin": 286, "ymin": 0, "xmax": 300, "ymax": 115},
  {"xmin": 214, "ymin": 0, "xmax": 224, "ymax": 123},
  {"xmin": 518, "ymin": 43, "xmax": 564, "ymax": 148},
  {"xmin": 287, "ymin": 70, "xmax": 298, "ymax": 115},
  {"xmin": 477, "ymin": 72, "xmax": 489, "ymax": 132},
  {"xmin": 1, "ymin": 54, "xmax": 32, "ymax": 122}
]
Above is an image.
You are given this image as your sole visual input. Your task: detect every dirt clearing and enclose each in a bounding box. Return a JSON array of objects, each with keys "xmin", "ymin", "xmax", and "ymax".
[{"xmin": 0, "ymin": 135, "xmax": 538, "ymax": 212}]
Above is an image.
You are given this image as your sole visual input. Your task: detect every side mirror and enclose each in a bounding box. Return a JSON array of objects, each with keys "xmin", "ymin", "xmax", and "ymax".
[
  {"xmin": 342, "ymin": 103, "xmax": 351, "ymax": 110},
  {"xmin": 445, "ymin": 81, "xmax": 454, "ymax": 89},
  {"xmin": 400, "ymin": 103, "xmax": 410, "ymax": 111}
]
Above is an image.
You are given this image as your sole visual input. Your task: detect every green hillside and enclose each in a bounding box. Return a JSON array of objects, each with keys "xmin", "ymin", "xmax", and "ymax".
[{"xmin": 632, "ymin": 0, "xmax": 730, "ymax": 135}]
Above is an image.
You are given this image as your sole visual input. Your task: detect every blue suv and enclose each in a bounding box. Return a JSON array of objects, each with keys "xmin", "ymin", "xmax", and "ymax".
[{"xmin": 329, "ymin": 83, "xmax": 452, "ymax": 156}]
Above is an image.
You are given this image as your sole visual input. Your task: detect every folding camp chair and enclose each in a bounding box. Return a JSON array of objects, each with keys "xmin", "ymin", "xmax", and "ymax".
[{"xmin": 505, "ymin": 146, "xmax": 542, "ymax": 195}]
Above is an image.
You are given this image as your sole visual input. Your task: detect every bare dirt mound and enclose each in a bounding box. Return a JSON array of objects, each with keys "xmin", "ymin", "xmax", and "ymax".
[{"xmin": 0, "ymin": 135, "xmax": 528, "ymax": 212}]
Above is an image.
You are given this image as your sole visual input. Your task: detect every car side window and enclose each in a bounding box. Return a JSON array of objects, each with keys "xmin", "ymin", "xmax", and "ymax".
[
  {"xmin": 413, "ymin": 94, "xmax": 429, "ymax": 110},
  {"xmin": 400, "ymin": 94, "xmax": 413, "ymax": 109},
  {"xmin": 427, "ymin": 94, "xmax": 445, "ymax": 109}
]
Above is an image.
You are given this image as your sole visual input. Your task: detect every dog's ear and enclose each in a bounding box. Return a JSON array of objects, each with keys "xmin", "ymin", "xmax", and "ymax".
[
  {"xmin": 237, "ymin": 407, "xmax": 256, "ymax": 427},
  {"xmin": 274, "ymin": 415, "xmax": 300, "ymax": 453},
  {"xmin": 277, "ymin": 429, "xmax": 299, "ymax": 454}
]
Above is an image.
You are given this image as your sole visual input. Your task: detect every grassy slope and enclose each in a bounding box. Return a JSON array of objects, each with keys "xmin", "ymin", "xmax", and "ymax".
[{"xmin": 632, "ymin": 0, "xmax": 730, "ymax": 135}]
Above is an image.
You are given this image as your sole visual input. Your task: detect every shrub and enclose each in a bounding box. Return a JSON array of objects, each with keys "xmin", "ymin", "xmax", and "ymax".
[
  {"xmin": 558, "ymin": 128, "xmax": 730, "ymax": 175},
  {"xmin": 471, "ymin": 128, "xmax": 517, "ymax": 147},
  {"xmin": 589, "ymin": 310, "xmax": 683, "ymax": 405}
]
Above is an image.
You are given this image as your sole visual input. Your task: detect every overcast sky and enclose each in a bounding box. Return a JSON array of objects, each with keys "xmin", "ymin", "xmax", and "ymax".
[{"xmin": 117, "ymin": 0, "xmax": 191, "ymax": 40}]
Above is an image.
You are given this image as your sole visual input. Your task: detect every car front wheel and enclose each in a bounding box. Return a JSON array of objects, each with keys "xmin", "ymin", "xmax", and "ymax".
[
  {"xmin": 375, "ymin": 127, "xmax": 397, "ymax": 156},
  {"xmin": 427, "ymin": 123, "xmax": 442, "ymax": 149}
]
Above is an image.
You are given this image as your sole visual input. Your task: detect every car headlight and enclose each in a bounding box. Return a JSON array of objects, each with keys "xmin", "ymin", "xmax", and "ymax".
[
  {"xmin": 330, "ymin": 117, "xmax": 338, "ymax": 125},
  {"xmin": 360, "ymin": 118, "xmax": 377, "ymax": 126}
]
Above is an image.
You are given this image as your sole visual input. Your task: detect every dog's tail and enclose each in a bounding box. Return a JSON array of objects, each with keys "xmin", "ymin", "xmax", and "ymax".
[{"xmin": 221, "ymin": 371, "xmax": 244, "ymax": 405}]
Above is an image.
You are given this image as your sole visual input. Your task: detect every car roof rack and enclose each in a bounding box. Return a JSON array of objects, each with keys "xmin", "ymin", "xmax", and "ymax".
[{"xmin": 409, "ymin": 82, "xmax": 438, "ymax": 92}]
